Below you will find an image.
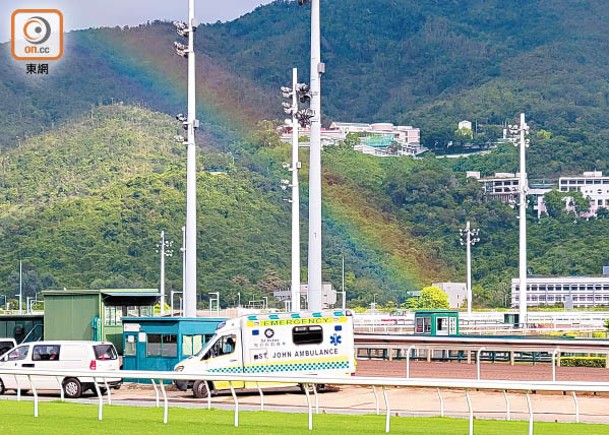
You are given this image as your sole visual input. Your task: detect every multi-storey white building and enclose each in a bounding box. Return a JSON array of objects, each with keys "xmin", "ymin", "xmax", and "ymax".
[
  {"xmin": 467, "ymin": 172, "xmax": 521, "ymax": 202},
  {"xmin": 559, "ymin": 171, "xmax": 609, "ymax": 215},
  {"xmin": 432, "ymin": 282, "xmax": 467, "ymax": 309},
  {"xmin": 330, "ymin": 122, "xmax": 425, "ymax": 157},
  {"xmin": 468, "ymin": 172, "xmax": 551, "ymax": 218},
  {"xmin": 511, "ymin": 276, "xmax": 609, "ymax": 308}
]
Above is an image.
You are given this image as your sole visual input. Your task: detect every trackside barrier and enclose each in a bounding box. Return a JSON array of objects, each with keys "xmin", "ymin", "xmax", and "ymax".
[
  {"xmin": 2, "ymin": 368, "xmax": 609, "ymax": 434},
  {"xmin": 355, "ymin": 334, "xmax": 609, "ymax": 369}
]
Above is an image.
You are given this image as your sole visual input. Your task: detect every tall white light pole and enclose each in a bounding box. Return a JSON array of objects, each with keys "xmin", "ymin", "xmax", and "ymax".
[
  {"xmin": 173, "ymin": 0, "xmax": 198, "ymax": 317},
  {"xmin": 282, "ymin": 71, "xmax": 312, "ymax": 312},
  {"xmin": 518, "ymin": 113, "xmax": 529, "ymax": 328},
  {"xmin": 460, "ymin": 222, "xmax": 479, "ymax": 314},
  {"xmin": 290, "ymin": 68, "xmax": 301, "ymax": 312},
  {"xmin": 300, "ymin": 0, "xmax": 323, "ymax": 311},
  {"xmin": 509, "ymin": 113, "xmax": 530, "ymax": 328}
]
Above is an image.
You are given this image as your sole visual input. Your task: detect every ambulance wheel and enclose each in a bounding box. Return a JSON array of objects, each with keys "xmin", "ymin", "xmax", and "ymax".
[
  {"xmin": 299, "ymin": 383, "xmax": 324, "ymax": 393},
  {"xmin": 63, "ymin": 378, "xmax": 82, "ymax": 398},
  {"xmin": 193, "ymin": 380, "xmax": 212, "ymax": 398},
  {"xmin": 0, "ymin": 378, "xmax": 5, "ymax": 395}
]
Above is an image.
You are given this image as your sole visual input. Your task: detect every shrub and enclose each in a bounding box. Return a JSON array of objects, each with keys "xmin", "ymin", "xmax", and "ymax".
[{"xmin": 560, "ymin": 356, "xmax": 605, "ymax": 368}]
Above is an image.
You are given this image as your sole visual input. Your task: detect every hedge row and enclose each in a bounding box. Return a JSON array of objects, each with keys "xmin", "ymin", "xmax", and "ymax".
[{"xmin": 560, "ymin": 357, "xmax": 606, "ymax": 368}]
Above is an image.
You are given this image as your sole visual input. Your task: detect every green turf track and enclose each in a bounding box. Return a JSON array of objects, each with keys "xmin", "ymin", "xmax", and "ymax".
[{"xmin": 1, "ymin": 401, "xmax": 608, "ymax": 434}]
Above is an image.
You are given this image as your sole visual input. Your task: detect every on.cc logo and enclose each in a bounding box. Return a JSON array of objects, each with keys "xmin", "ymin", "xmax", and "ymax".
[{"xmin": 11, "ymin": 9, "xmax": 63, "ymax": 61}]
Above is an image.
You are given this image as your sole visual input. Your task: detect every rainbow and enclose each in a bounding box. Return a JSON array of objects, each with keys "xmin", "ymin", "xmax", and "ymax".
[{"xmin": 69, "ymin": 23, "xmax": 448, "ymax": 294}]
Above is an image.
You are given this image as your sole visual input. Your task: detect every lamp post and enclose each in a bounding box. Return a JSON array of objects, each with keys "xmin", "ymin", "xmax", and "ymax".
[
  {"xmin": 19, "ymin": 260, "xmax": 23, "ymax": 314},
  {"xmin": 27, "ymin": 297, "xmax": 39, "ymax": 314},
  {"xmin": 157, "ymin": 231, "xmax": 173, "ymax": 316},
  {"xmin": 180, "ymin": 225, "xmax": 186, "ymax": 297},
  {"xmin": 173, "ymin": 0, "xmax": 198, "ymax": 318},
  {"xmin": 341, "ymin": 254, "xmax": 346, "ymax": 310},
  {"xmin": 281, "ymin": 69, "xmax": 312, "ymax": 313},
  {"xmin": 170, "ymin": 290, "xmax": 183, "ymax": 316},
  {"xmin": 508, "ymin": 113, "xmax": 530, "ymax": 328},
  {"xmin": 460, "ymin": 221, "xmax": 480, "ymax": 314},
  {"xmin": 299, "ymin": 0, "xmax": 324, "ymax": 312},
  {"xmin": 208, "ymin": 292, "xmax": 220, "ymax": 317}
]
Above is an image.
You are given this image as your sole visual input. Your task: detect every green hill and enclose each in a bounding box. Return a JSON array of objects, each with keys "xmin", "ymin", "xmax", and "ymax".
[{"xmin": 2, "ymin": 0, "xmax": 609, "ymax": 308}]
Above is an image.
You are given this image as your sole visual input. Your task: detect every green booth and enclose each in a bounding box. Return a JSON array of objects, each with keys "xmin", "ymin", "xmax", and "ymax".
[
  {"xmin": 414, "ymin": 310, "xmax": 459, "ymax": 336},
  {"xmin": 122, "ymin": 317, "xmax": 225, "ymax": 382}
]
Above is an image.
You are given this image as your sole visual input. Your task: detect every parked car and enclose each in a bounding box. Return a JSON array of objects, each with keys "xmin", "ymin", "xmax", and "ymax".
[
  {"xmin": 0, "ymin": 340, "xmax": 122, "ymax": 398},
  {"xmin": 0, "ymin": 339, "xmax": 16, "ymax": 357}
]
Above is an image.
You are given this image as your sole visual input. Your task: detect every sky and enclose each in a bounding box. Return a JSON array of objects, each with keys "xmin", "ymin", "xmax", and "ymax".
[{"xmin": 0, "ymin": 0, "xmax": 275, "ymax": 43}]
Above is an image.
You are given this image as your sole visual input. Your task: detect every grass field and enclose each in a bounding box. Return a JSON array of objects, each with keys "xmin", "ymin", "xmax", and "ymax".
[{"xmin": 1, "ymin": 401, "xmax": 609, "ymax": 434}]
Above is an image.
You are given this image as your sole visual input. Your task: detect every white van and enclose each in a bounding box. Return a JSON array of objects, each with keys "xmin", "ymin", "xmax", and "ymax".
[
  {"xmin": 0, "ymin": 340, "xmax": 122, "ymax": 398},
  {"xmin": 174, "ymin": 310, "xmax": 355, "ymax": 397}
]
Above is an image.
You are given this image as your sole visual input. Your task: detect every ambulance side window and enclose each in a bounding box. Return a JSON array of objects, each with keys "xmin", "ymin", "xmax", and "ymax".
[{"xmin": 292, "ymin": 325, "xmax": 323, "ymax": 345}]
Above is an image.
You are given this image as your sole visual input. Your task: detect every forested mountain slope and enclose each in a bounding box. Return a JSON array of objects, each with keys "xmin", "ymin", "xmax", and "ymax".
[{"xmin": 2, "ymin": 0, "xmax": 609, "ymax": 307}]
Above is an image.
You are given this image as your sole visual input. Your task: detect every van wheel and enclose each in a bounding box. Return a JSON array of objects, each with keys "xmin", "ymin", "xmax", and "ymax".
[
  {"xmin": 192, "ymin": 380, "xmax": 212, "ymax": 398},
  {"xmin": 63, "ymin": 378, "xmax": 82, "ymax": 398},
  {"xmin": 0, "ymin": 378, "xmax": 5, "ymax": 395}
]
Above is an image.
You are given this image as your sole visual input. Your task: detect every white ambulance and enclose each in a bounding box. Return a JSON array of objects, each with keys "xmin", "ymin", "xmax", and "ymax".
[{"xmin": 174, "ymin": 310, "xmax": 355, "ymax": 397}]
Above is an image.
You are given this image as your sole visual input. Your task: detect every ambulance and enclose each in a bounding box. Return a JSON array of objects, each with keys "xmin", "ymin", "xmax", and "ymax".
[{"xmin": 174, "ymin": 310, "xmax": 355, "ymax": 397}]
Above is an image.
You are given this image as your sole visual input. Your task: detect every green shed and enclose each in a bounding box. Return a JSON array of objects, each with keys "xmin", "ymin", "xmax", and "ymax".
[
  {"xmin": 414, "ymin": 310, "xmax": 459, "ymax": 336},
  {"xmin": 42, "ymin": 288, "xmax": 159, "ymax": 353}
]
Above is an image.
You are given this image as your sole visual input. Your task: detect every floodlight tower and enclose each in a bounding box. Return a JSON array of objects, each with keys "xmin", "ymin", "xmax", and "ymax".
[
  {"xmin": 299, "ymin": 0, "xmax": 324, "ymax": 311},
  {"xmin": 173, "ymin": 0, "xmax": 198, "ymax": 317},
  {"xmin": 508, "ymin": 113, "xmax": 530, "ymax": 328},
  {"xmin": 459, "ymin": 221, "xmax": 480, "ymax": 314},
  {"xmin": 281, "ymin": 69, "xmax": 312, "ymax": 312}
]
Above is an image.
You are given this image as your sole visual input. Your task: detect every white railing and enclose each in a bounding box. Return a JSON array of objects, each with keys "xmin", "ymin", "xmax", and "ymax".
[
  {"xmin": 355, "ymin": 333, "xmax": 609, "ymax": 368},
  {"xmin": 353, "ymin": 311, "xmax": 609, "ymax": 334},
  {"xmin": 2, "ymin": 368, "xmax": 609, "ymax": 434}
]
